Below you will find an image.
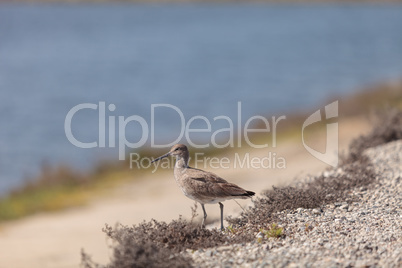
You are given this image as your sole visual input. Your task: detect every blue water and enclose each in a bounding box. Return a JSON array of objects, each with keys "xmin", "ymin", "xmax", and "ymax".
[{"xmin": 0, "ymin": 3, "xmax": 402, "ymax": 194}]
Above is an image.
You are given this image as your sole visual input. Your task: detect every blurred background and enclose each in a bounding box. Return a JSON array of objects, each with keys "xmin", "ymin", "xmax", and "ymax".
[
  {"xmin": 1, "ymin": 2, "xmax": 402, "ymax": 267},
  {"xmin": 1, "ymin": 2, "xmax": 402, "ymax": 196}
]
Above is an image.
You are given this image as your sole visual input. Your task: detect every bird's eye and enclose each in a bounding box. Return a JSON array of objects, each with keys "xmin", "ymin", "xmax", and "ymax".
[{"xmin": 175, "ymin": 148, "xmax": 179, "ymax": 151}]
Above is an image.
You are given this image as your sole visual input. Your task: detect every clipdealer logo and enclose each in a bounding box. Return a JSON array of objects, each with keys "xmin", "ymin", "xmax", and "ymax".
[
  {"xmin": 302, "ymin": 101, "xmax": 338, "ymax": 167},
  {"xmin": 64, "ymin": 101, "xmax": 338, "ymax": 169}
]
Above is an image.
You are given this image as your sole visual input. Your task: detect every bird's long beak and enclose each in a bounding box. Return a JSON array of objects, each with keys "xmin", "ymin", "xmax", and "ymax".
[{"xmin": 151, "ymin": 152, "xmax": 170, "ymax": 163}]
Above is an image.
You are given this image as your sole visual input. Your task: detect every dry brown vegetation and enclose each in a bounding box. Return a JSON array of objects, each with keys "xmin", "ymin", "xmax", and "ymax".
[
  {"xmin": 348, "ymin": 108, "xmax": 402, "ymax": 161},
  {"xmin": 232, "ymin": 155, "xmax": 375, "ymax": 228},
  {"xmin": 81, "ymin": 109, "xmax": 402, "ymax": 268}
]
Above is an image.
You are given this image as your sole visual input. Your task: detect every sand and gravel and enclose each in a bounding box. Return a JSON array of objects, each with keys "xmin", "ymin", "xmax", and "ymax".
[{"xmin": 191, "ymin": 140, "xmax": 402, "ymax": 268}]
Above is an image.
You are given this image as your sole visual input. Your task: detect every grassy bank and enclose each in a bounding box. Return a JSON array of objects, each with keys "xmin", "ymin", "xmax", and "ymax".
[
  {"xmin": 0, "ymin": 80, "xmax": 401, "ymax": 223},
  {"xmin": 0, "ymin": 165, "xmax": 126, "ymax": 221}
]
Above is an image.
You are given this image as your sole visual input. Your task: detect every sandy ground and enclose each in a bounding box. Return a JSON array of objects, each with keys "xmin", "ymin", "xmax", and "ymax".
[{"xmin": 0, "ymin": 117, "xmax": 370, "ymax": 268}]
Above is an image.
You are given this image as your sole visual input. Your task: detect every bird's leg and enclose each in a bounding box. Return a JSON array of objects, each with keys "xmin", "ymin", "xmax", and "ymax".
[
  {"xmin": 201, "ymin": 203, "xmax": 207, "ymax": 228},
  {"xmin": 219, "ymin": 202, "xmax": 224, "ymax": 231}
]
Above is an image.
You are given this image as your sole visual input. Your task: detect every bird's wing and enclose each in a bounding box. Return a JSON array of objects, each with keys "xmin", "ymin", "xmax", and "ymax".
[
  {"xmin": 183, "ymin": 167, "xmax": 251, "ymax": 199},
  {"xmin": 185, "ymin": 167, "xmax": 228, "ymax": 183}
]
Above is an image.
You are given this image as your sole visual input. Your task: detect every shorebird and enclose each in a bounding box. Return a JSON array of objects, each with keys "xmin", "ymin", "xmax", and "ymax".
[{"xmin": 151, "ymin": 144, "xmax": 255, "ymax": 231}]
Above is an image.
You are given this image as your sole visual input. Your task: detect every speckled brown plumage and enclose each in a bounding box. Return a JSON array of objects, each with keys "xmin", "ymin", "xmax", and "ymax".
[{"xmin": 152, "ymin": 144, "xmax": 255, "ymax": 230}]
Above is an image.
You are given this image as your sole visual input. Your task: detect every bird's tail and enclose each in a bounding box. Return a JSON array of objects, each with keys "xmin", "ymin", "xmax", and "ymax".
[
  {"xmin": 245, "ymin": 190, "xmax": 255, "ymax": 197},
  {"xmin": 237, "ymin": 190, "xmax": 255, "ymax": 198}
]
